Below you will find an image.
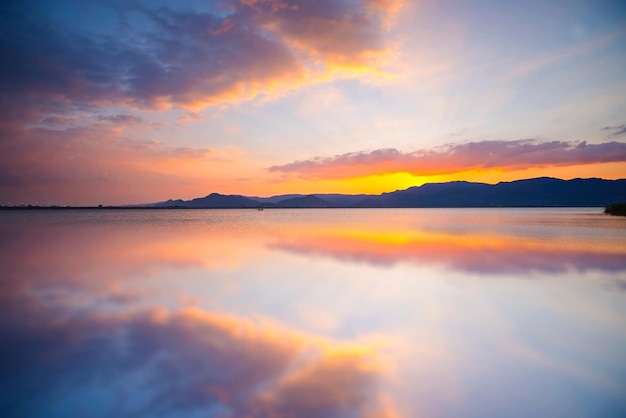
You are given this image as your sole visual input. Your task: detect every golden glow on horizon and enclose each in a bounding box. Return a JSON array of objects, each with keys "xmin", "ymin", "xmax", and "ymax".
[
  {"xmin": 62, "ymin": 156, "xmax": 624, "ymax": 205},
  {"xmin": 231, "ymin": 161, "xmax": 626, "ymax": 198}
]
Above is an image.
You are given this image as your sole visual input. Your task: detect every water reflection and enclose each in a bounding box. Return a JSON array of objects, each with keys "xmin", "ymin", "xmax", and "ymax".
[
  {"xmin": 0, "ymin": 209, "xmax": 625, "ymax": 417},
  {"xmin": 0, "ymin": 301, "xmax": 394, "ymax": 417},
  {"xmin": 269, "ymin": 209, "xmax": 626, "ymax": 274},
  {"xmin": 269, "ymin": 226, "xmax": 626, "ymax": 273}
]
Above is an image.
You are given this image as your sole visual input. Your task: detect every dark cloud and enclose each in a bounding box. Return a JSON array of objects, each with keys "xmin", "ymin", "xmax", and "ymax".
[
  {"xmin": 602, "ymin": 124, "xmax": 626, "ymax": 136},
  {"xmin": 0, "ymin": 5, "xmax": 127, "ymax": 124},
  {"xmin": 98, "ymin": 114, "xmax": 143, "ymax": 124},
  {"xmin": 0, "ymin": 0, "xmax": 400, "ymax": 124},
  {"xmin": 269, "ymin": 140, "xmax": 626, "ymax": 179}
]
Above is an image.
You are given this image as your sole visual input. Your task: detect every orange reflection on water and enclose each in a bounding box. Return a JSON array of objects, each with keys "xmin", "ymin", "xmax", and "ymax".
[
  {"xmin": 1, "ymin": 209, "xmax": 625, "ymax": 417},
  {"xmin": 0, "ymin": 217, "xmax": 268, "ymax": 299},
  {"xmin": 3, "ymin": 210, "xmax": 624, "ymax": 304},
  {"xmin": 267, "ymin": 213, "xmax": 626, "ymax": 273}
]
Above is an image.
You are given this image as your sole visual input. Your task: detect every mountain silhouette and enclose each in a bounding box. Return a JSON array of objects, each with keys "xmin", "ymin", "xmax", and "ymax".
[{"xmin": 151, "ymin": 177, "xmax": 626, "ymax": 208}]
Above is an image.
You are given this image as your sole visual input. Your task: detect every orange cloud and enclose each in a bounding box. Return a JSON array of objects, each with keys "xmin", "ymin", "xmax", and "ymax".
[{"xmin": 178, "ymin": 0, "xmax": 403, "ymax": 110}]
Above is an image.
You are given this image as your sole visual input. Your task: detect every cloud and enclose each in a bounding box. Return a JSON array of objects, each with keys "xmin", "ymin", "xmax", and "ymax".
[
  {"xmin": 602, "ymin": 124, "xmax": 626, "ymax": 136},
  {"xmin": 98, "ymin": 114, "xmax": 144, "ymax": 125},
  {"xmin": 0, "ymin": 0, "xmax": 403, "ymax": 124},
  {"xmin": 178, "ymin": 112, "xmax": 203, "ymax": 122},
  {"xmin": 0, "ymin": 0, "xmax": 403, "ymax": 204},
  {"xmin": 269, "ymin": 140, "xmax": 626, "ymax": 179}
]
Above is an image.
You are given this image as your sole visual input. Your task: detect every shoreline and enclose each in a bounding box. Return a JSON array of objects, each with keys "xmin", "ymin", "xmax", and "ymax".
[{"xmin": 0, "ymin": 205, "xmax": 609, "ymax": 210}]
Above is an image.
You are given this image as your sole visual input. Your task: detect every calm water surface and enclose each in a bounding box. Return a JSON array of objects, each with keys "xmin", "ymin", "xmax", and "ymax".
[{"xmin": 1, "ymin": 208, "xmax": 625, "ymax": 417}]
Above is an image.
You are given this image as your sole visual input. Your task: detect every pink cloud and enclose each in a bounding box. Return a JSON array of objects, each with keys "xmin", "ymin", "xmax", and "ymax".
[{"xmin": 269, "ymin": 140, "xmax": 626, "ymax": 179}]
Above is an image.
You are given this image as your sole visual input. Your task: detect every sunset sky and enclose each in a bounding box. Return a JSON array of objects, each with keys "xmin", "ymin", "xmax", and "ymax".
[{"xmin": 1, "ymin": 0, "xmax": 626, "ymax": 205}]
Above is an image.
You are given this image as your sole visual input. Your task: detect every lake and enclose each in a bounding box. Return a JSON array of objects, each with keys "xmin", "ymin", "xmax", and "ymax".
[{"xmin": 1, "ymin": 208, "xmax": 625, "ymax": 417}]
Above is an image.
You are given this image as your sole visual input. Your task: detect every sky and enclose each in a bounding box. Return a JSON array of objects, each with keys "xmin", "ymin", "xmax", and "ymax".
[{"xmin": 1, "ymin": 0, "xmax": 626, "ymax": 205}]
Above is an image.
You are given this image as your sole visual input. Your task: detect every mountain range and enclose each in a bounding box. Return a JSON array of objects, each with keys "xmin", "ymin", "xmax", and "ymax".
[{"xmin": 150, "ymin": 177, "xmax": 626, "ymax": 209}]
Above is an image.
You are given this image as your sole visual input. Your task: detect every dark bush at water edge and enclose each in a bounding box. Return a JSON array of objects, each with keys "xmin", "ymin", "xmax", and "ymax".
[{"xmin": 604, "ymin": 203, "xmax": 626, "ymax": 216}]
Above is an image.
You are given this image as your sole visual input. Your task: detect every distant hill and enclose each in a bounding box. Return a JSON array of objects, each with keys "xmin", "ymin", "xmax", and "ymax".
[
  {"xmin": 248, "ymin": 193, "xmax": 374, "ymax": 206},
  {"xmin": 154, "ymin": 193, "xmax": 259, "ymax": 208},
  {"xmin": 150, "ymin": 177, "xmax": 626, "ymax": 208},
  {"xmin": 368, "ymin": 177, "xmax": 626, "ymax": 207},
  {"xmin": 271, "ymin": 195, "xmax": 332, "ymax": 208},
  {"xmin": 249, "ymin": 194, "xmax": 304, "ymax": 204},
  {"xmin": 314, "ymin": 193, "xmax": 375, "ymax": 206}
]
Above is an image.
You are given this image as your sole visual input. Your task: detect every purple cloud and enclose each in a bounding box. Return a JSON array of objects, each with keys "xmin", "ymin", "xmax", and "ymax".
[
  {"xmin": 0, "ymin": 0, "xmax": 401, "ymax": 126},
  {"xmin": 98, "ymin": 114, "xmax": 143, "ymax": 125},
  {"xmin": 269, "ymin": 140, "xmax": 626, "ymax": 179}
]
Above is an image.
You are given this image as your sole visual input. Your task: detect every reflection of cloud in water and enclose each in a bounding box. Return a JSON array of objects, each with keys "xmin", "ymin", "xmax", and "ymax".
[
  {"xmin": 0, "ymin": 301, "xmax": 397, "ymax": 418},
  {"xmin": 0, "ymin": 220, "xmax": 261, "ymax": 300},
  {"xmin": 268, "ymin": 233, "xmax": 626, "ymax": 274},
  {"xmin": 1, "ymin": 210, "xmax": 625, "ymax": 417}
]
